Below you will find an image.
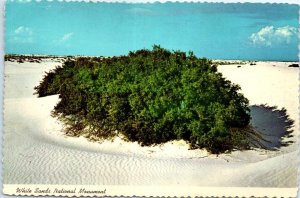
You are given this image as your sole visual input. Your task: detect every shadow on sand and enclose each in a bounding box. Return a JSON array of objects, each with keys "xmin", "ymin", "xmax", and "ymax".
[{"xmin": 249, "ymin": 104, "xmax": 294, "ymax": 150}]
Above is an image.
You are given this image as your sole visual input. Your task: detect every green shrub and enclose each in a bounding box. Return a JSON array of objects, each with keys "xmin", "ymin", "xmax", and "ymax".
[{"xmin": 34, "ymin": 45, "xmax": 251, "ymax": 153}]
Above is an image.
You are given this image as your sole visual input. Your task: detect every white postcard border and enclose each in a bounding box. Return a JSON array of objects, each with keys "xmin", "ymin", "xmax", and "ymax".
[{"xmin": 2, "ymin": 184, "xmax": 298, "ymax": 197}]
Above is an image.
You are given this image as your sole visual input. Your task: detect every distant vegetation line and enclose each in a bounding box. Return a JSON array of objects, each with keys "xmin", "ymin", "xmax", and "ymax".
[
  {"xmin": 5, "ymin": 54, "xmax": 299, "ymax": 63},
  {"xmin": 34, "ymin": 46, "xmax": 253, "ymax": 153}
]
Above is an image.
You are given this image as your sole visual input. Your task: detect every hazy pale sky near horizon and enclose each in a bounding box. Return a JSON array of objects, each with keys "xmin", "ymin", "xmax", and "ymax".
[{"xmin": 5, "ymin": 1, "xmax": 299, "ymax": 61}]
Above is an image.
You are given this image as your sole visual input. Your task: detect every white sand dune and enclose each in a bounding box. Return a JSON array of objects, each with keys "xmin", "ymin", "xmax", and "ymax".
[{"xmin": 3, "ymin": 59, "xmax": 298, "ymax": 187}]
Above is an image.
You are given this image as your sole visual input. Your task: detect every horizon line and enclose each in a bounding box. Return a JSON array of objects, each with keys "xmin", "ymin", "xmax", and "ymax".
[{"xmin": 5, "ymin": 53, "xmax": 299, "ymax": 62}]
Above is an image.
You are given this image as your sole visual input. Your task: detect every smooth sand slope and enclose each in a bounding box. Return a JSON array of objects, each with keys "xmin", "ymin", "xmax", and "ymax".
[{"xmin": 3, "ymin": 59, "xmax": 298, "ymax": 187}]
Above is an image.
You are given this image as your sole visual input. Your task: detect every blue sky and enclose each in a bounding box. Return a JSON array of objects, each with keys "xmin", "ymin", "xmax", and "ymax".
[{"xmin": 5, "ymin": 1, "xmax": 299, "ymax": 61}]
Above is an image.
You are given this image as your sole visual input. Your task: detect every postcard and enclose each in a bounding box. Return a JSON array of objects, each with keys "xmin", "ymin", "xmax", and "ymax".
[{"xmin": 2, "ymin": 0, "xmax": 299, "ymax": 197}]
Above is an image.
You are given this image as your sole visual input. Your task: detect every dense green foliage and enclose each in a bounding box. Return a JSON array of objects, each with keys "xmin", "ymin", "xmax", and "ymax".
[{"xmin": 35, "ymin": 46, "xmax": 251, "ymax": 153}]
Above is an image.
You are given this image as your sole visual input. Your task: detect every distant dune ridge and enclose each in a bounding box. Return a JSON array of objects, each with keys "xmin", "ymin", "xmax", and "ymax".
[{"xmin": 3, "ymin": 55, "xmax": 298, "ymax": 187}]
